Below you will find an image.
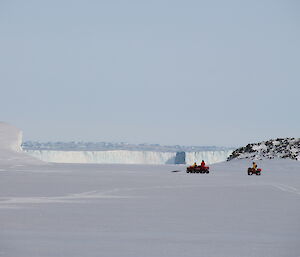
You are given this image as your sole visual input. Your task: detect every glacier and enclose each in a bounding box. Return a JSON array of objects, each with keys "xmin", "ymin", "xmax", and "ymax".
[
  {"xmin": 185, "ymin": 150, "xmax": 234, "ymax": 165},
  {"xmin": 24, "ymin": 149, "xmax": 233, "ymax": 165}
]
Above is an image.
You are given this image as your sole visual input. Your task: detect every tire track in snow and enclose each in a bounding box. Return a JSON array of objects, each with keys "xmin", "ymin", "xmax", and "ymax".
[
  {"xmin": 0, "ymin": 182, "xmax": 298, "ymax": 208},
  {"xmin": 0, "ymin": 190, "xmax": 131, "ymax": 208},
  {"xmin": 268, "ymin": 183, "xmax": 300, "ymax": 196}
]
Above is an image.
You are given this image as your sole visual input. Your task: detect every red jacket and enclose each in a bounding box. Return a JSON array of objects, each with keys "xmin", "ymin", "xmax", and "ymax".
[{"xmin": 201, "ymin": 161, "xmax": 205, "ymax": 167}]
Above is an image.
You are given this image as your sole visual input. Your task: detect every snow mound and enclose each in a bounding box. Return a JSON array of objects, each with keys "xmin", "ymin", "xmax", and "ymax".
[
  {"xmin": 0, "ymin": 122, "xmax": 43, "ymax": 166},
  {"xmin": 0, "ymin": 122, "xmax": 23, "ymax": 152},
  {"xmin": 228, "ymin": 138, "xmax": 300, "ymax": 161}
]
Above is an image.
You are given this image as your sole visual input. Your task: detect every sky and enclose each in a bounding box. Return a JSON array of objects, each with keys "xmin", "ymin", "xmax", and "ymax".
[{"xmin": 0, "ymin": 0, "xmax": 299, "ymax": 147}]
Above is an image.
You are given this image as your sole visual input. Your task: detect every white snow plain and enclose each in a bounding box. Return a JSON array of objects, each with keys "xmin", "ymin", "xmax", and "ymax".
[{"xmin": 0, "ymin": 123, "xmax": 300, "ymax": 257}]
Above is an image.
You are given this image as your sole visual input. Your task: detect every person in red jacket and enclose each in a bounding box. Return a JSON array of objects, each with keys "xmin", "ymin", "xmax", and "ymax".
[{"xmin": 201, "ymin": 160, "xmax": 206, "ymax": 167}]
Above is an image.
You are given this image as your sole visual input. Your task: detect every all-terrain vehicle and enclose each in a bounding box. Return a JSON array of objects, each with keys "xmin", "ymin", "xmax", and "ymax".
[
  {"xmin": 186, "ymin": 165, "xmax": 209, "ymax": 174},
  {"xmin": 247, "ymin": 167, "xmax": 262, "ymax": 176}
]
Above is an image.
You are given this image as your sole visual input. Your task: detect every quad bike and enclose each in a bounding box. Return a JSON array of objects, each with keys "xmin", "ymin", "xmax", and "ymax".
[
  {"xmin": 247, "ymin": 167, "xmax": 262, "ymax": 176},
  {"xmin": 186, "ymin": 165, "xmax": 209, "ymax": 174}
]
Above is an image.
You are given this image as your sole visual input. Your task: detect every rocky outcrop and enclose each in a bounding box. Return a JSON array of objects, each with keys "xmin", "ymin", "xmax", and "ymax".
[{"xmin": 227, "ymin": 138, "xmax": 300, "ymax": 161}]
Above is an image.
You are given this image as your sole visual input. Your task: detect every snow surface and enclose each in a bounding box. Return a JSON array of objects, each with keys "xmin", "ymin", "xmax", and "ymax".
[
  {"xmin": 1, "ymin": 123, "xmax": 300, "ymax": 257},
  {"xmin": 24, "ymin": 149, "xmax": 233, "ymax": 165}
]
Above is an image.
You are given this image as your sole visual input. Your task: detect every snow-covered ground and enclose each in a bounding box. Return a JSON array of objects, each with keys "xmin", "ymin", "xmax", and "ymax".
[{"xmin": 1, "ymin": 123, "xmax": 300, "ymax": 257}]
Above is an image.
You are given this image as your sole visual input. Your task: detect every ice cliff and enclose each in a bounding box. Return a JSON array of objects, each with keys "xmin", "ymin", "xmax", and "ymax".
[
  {"xmin": 24, "ymin": 149, "xmax": 233, "ymax": 165},
  {"xmin": 22, "ymin": 141, "xmax": 230, "ymax": 152},
  {"xmin": 21, "ymin": 136, "xmax": 233, "ymax": 165},
  {"xmin": 227, "ymin": 138, "xmax": 300, "ymax": 161},
  {"xmin": 186, "ymin": 151, "xmax": 234, "ymax": 165}
]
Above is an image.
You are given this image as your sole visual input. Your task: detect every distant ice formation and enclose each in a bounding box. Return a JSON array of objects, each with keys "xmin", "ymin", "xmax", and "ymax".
[
  {"xmin": 24, "ymin": 150, "xmax": 176, "ymax": 164},
  {"xmin": 22, "ymin": 139, "xmax": 233, "ymax": 165},
  {"xmin": 186, "ymin": 151, "xmax": 234, "ymax": 165},
  {"xmin": 22, "ymin": 141, "xmax": 231, "ymax": 152},
  {"xmin": 24, "ymin": 149, "xmax": 233, "ymax": 165}
]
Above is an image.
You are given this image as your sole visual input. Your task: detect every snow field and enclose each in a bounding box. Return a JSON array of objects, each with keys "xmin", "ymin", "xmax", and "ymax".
[
  {"xmin": 0, "ymin": 123, "xmax": 299, "ymax": 257},
  {"xmin": 0, "ymin": 160, "xmax": 300, "ymax": 257}
]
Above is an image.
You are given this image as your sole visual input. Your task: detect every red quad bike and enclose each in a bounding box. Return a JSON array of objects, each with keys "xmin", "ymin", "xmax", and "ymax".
[
  {"xmin": 247, "ymin": 168, "xmax": 262, "ymax": 176},
  {"xmin": 186, "ymin": 165, "xmax": 209, "ymax": 174}
]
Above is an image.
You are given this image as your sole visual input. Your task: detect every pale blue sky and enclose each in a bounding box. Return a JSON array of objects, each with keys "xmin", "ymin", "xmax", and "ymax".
[{"xmin": 0, "ymin": 0, "xmax": 299, "ymax": 146}]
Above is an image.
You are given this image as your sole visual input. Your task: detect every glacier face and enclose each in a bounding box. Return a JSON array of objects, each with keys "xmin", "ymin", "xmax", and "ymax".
[
  {"xmin": 25, "ymin": 150, "xmax": 177, "ymax": 164},
  {"xmin": 185, "ymin": 150, "xmax": 234, "ymax": 165},
  {"xmin": 24, "ymin": 149, "xmax": 233, "ymax": 165}
]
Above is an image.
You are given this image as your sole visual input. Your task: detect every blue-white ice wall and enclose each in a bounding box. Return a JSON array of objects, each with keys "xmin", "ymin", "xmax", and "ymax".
[{"xmin": 24, "ymin": 149, "xmax": 233, "ymax": 165}]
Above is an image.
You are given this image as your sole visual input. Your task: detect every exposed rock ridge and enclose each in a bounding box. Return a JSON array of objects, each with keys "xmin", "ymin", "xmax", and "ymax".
[{"xmin": 227, "ymin": 138, "xmax": 300, "ymax": 161}]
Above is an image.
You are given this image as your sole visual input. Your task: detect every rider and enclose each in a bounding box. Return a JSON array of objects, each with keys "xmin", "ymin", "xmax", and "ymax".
[
  {"xmin": 201, "ymin": 160, "xmax": 206, "ymax": 167},
  {"xmin": 192, "ymin": 162, "xmax": 197, "ymax": 167},
  {"xmin": 252, "ymin": 162, "xmax": 257, "ymax": 171}
]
